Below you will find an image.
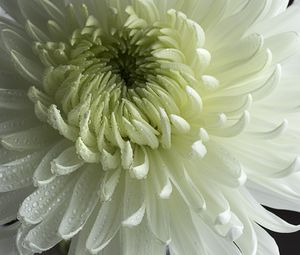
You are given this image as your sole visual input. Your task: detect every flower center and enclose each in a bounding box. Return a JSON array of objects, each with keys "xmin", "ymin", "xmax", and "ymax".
[
  {"xmin": 103, "ymin": 33, "xmax": 156, "ymax": 88},
  {"xmin": 28, "ymin": 6, "xmax": 212, "ymax": 175},
  {"xmin": 108, "ymin": 49, "xmax": 146, "ymax": 88}
]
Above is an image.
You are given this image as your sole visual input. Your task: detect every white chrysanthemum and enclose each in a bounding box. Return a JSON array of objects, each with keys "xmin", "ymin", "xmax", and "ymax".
[{"xmin": 1, "ymin": 0, "xmax": 300, "ymax": 254}]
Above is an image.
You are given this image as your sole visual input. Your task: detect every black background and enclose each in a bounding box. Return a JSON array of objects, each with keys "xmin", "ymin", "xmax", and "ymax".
[
  {"xmin": 289, "ymin": 0, "xmax": 295, "ymax": 7},
  {"xmin": 266, "ymin": 207, "xmax": 300, "ymax": 255}
]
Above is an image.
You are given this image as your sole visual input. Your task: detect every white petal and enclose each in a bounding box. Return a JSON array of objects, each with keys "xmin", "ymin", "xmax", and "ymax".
[
  {"xmin": 148, "ymin": 151, "xmax": 173, "ymax": 200},
  {"xmin": 39, "ymin": 0, "xmax": 65, "ymax": 26},
  {"xmin": 0, "ymin": 0, "xmax": 23, "ymax": 23},
  {"xmin": 69, "ymin": 209, "xmax": 121, "ymax": 255},
  {"xmin": 122, "ymin": 174, "xmax": 145, "ymax": 227},
  {"xmin": 159, "ymin": 108, "xmax": 171, "ymax": 149},
  {"xmin": 0, "ymin": 146, "xmax": 26, "ymax": 165},
  {"xmin": 170, "ymin": 114, "xmax": 191, "ymax": 134},
  {"xmin": 25, "ymin": 20, "xmax": 49, "ymax": 42},
  {"xmin": 248, "ymin": 2, "xmax": 300, "ymax": 36},
  {"xmin": 76, "ymin": 137, "xmax": 100, "ymax": 163},
  {"xmin": 1, "ymin": 125, "xmax": 57, "ymax": 151},
  {"xmin": 130, "ymin": 146, "xmax": 149, "ymax": 180},
  {"xmin": 58, "ymin": 166, "xmax": 102, "ymax": 239},
  {"xmin": 48, "ymin": 105, "xmax": 79, "ymax": 142},
  {"xmin": 145, "ymin": 169, "xmax": 171, "ymax": 243},
  {"xmin": 122, "ymin": 202, "xmax": 146, "ymax": 228},
  {"xmin": 241, "ymin": 188, "xmax": 300, "ymax": 233},
  {"xmin": 207, "ymin": 0, "xmax": 268, "ymax": 48},
  {"xmin": 191, "ymin": 140, "xmax": 207, "ymax": 159},
  {"xmin": 202, "ymin": 142, "xmax": 247, "ymax": 187},
  {"xmin": 17, "ymin": 0, "xmax": 50, "ymax": 31},
  {"xmin": 16, "ymin": 224, "xmax": 35, "ymax": 255},
  {"xmin": 0, "ymin": 151, "xmax": 45, "ymax": 192},
  {"xmin": 266, "ymin": 31, "xmax": 300, "ymax": 64},
  {"xmin": 0, "ymin": 116, "xmax": 38, "ymax": 137},
  {"xmin": 10, "ymin": 50, "xmax": 43, "ymax": 84},
  {"xmin": 1, "ymin": 28, "xmax": 32, "ymax": 58},
  {"xmin": 86, "ymin": 179, "xmax": 124, "ymax": 253},
  {"xmin": 33, "ymin": 139, "xmax": 70, "ymax": 186},
  {"xmin": 168, "ymin": 191, "xmax": 206, "ymax": 255},
  {"xmin": 0, "ymin": 186, "xmax": 33, "ymax": 225},
  {"xmin": 122, "ymin": 219, "xmax": 166, "ymax": 255},
  {"xmin": 0, "ymin": 223, "xmax": 19, "ymax": 255},
  {"xmin": 214, "ymin": 212, "xmax": 244, "ymax": 241},
  {"xmin": 51, "ymin": 146, "xmax": 84, "ymax": 175},
  {"xmin": 18, "ymin": 173, "xmax": 78, "ymax": 225},
  {"xmin": 0, "ymin": 89, "xmax": 31, "ymax": 110},
  {"xmin": 191, "ymin": 212, "xmax": 242, "ymax": 255},
  {"xmin": 247, "ymin": 179, "xmax": 300, "ymax": 211},
  {"xmin": 255, "ymin": 224, "xmax": 279, "ymax": 255},
  {"xmin": 235, "ymin": 217, "xmax": 257, "ymax": 255},
  {"xmin": 162, "ymin": 151, "xmax": 206, "ymax": 211},
  {"xmin": 185, "ymin": 86, "xmax": 203, "ymax": 113},
  {"xmin": 24, "ymin": 200, "xmax": 68, "ymax": 253},
  {"xmin": 100, "ymin": 167, "xmax": 121, "ymax": 202},
  {"xmin": 100, "ymin": 149, "xmax": 120, "ymax": 171}
]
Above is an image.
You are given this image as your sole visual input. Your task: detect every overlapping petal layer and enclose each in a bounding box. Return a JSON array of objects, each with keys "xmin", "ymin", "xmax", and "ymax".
[{"xmin": 0, "ymin": 0, "xmax": 300, "ymax": 255}]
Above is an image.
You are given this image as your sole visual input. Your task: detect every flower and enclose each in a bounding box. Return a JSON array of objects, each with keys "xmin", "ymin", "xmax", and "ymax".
[{"xmin": 1, "ymin": 0, "xmax": 300, "ymax": 254}]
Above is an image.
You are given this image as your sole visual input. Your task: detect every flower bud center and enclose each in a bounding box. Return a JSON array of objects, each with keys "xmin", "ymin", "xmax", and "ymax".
[{"xmin": 28, "ymin": 8, "xmax": 211, "ymax": 166}]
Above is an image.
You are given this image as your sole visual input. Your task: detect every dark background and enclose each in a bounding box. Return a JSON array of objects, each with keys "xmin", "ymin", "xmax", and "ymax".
[
  {"xmin": 266, "ymin": 207, "xmax": 300, "ymax": 255},
  {"xmin": 289, "ymin": 0, "xmax": 294, "ymax": 6}
]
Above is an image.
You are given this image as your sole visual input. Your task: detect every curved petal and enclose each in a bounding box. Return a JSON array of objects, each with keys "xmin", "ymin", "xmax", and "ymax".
[
  {"xmin": 58, "ymin": 165, "xmax": 102, "ymax": 239},
  {"xmin": 0, "ymin": 223, "xmax": 19, "ymax": 255},
  {"xmin": 0, "ymin": 186, "xmax": 33, "ymax": 225}
]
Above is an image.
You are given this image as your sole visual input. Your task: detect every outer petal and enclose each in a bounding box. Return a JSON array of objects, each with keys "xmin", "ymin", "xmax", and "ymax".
[
  {"xmin": 121, "ymin": 219, "xmax": 166, "ymax": 255},
  {"xmin": 0, "ymin": 223, "xmax": 19, "ymax": 255},
  {"xmin": 0, "ymin": 186, "xmax": 33, "ymax": 225}
]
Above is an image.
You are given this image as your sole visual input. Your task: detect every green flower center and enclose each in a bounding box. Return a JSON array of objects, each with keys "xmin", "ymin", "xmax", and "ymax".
[{"xmin": 28, "ymin": 5, "xmax": 211, "ymax": 175}]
